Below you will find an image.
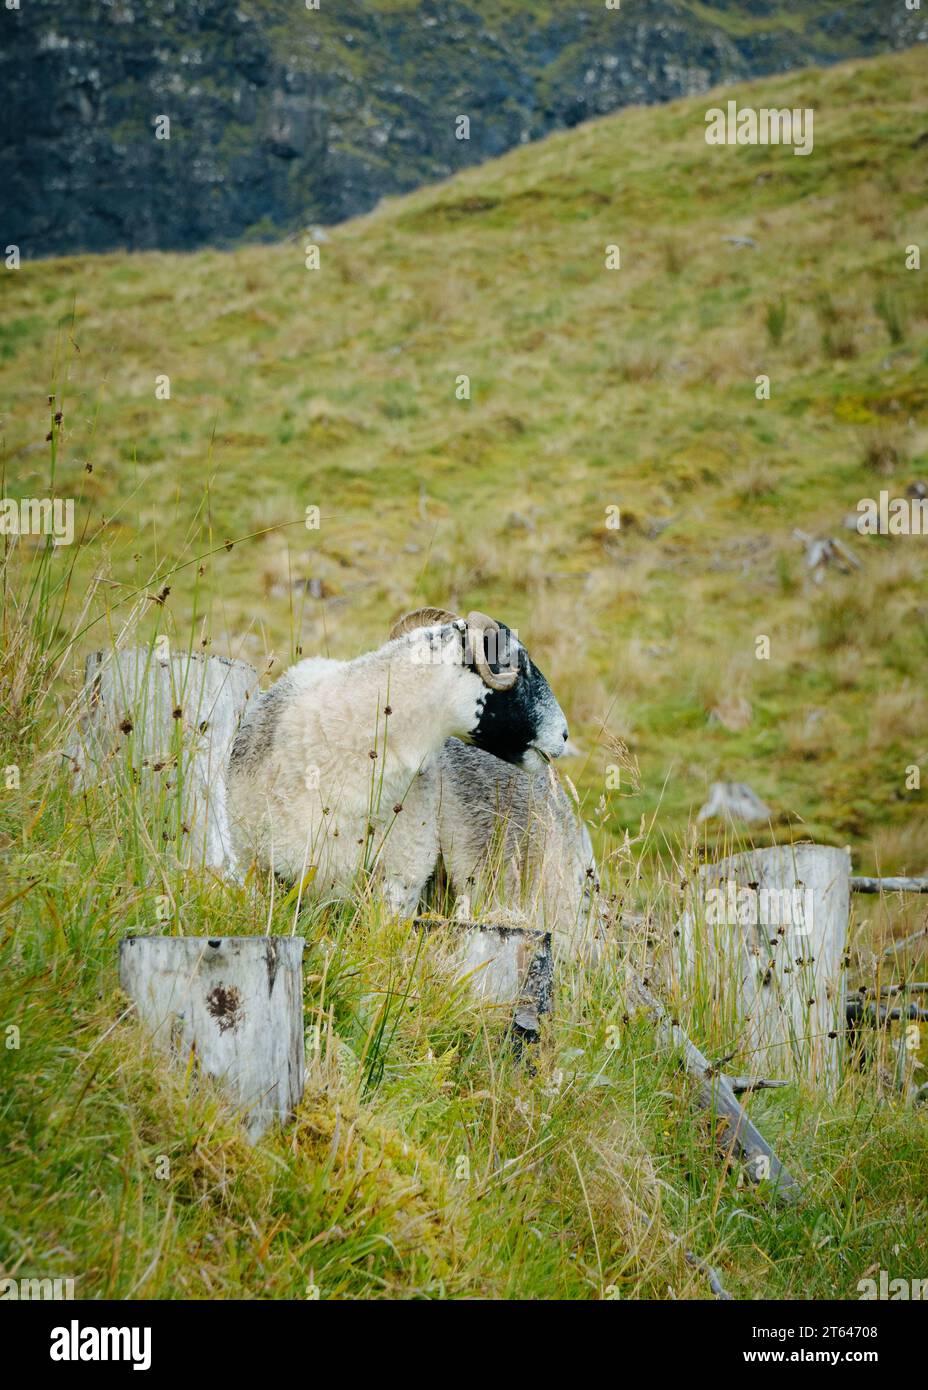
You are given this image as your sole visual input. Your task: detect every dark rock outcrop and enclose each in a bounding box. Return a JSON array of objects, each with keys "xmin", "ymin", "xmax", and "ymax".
[{"xmin": 2, "ymin": 0, "xmax": 924, "ymax": 257}]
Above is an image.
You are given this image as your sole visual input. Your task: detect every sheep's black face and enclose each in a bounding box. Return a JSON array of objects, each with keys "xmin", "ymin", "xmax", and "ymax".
[{"xmin": 468, "ymin": 622, "xmax": 569, "ymax": 768}]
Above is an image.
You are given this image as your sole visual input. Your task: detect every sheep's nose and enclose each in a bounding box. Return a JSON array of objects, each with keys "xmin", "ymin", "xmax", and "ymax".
[{"xmin": 562, "ymin": 729, "xmax": 569, "ymax": 742}]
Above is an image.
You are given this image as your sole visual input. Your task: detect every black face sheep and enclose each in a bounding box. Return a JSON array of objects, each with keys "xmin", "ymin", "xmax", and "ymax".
[
  {"xmin": 357, "ymin": 613, "xmax": 609, "ymax": 956},
  {"xmin": 225, "ymin": 607, "xmax": 569, "ymax": 909},
  {"xmin": 431, "ymin": 737, "xmax": 607, "ymax": 958}
]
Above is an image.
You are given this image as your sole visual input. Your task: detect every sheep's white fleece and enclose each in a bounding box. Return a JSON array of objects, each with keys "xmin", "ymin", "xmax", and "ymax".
[{"xmin": 226, "ymin": 627, "xmax": 487, "ymax": 907}]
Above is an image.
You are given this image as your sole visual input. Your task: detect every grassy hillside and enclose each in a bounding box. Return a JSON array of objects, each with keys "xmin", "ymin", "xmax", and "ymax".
[{"xmin": 1, "ymin": 48, "xmax": 927, "ymax": 1301}]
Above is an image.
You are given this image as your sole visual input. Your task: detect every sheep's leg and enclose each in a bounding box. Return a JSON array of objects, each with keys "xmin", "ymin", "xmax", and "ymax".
[
  {"xmin": 381, "ymin": 875, "xmax": 427, "ymax": 918},
  {"xmin": 374, "ymin": 762, "xmax": 440, "ymax": 919}
]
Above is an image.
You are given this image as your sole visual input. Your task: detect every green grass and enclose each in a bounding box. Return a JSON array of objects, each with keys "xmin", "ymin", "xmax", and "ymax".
[{"xmin": 1, "ymin": 48, "xmax": 927, "ymax": 1300}]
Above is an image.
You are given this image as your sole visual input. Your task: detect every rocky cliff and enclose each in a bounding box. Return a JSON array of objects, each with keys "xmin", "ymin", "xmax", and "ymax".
[{"xmin": 2, "ymin": 0, "xmax": 924, "ymax": 257}]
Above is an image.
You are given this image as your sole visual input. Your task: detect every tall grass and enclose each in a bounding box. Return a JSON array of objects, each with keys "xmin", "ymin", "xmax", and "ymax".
[{"xmin": 2, "ymin": 512, "xmax": 927, "ymax": 1300}]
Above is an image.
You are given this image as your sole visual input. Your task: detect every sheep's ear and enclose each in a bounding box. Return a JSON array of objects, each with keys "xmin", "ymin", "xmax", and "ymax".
[{"xmin": 389, "ymin": 607, "xmax": 459, "ymax": 640}]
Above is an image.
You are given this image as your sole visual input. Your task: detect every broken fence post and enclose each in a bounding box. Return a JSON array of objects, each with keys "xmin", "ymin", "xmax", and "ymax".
[
  {"xmin": 415, "ymin": 917, "xmax": 553, "ymax": 1038},
  {"xmin": 696, "ymin": 782, "xmax": 772, "ymax": 825},
  {"xmin": 119, "ymin": 935, "xmax": 305, "ymax": 1141},
  {"xmin": 679, "ymin": 844, "xmax": 850, "ymax": 1094},
  {"xmin": 69, "ymin": 647, "xmax": 259, "ymax": 872}
]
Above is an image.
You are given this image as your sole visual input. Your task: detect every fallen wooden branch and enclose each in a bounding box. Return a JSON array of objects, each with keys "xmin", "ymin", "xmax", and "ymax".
[
  {"xmin": 684, "ymin": 1249, "xmax": 733, "ymax": 1301},
  {"xmin": 621, "ymin": 1191, "xmax": 734, "ymax": 1299},
  {"xmin": 882, "ymin": 927, "xmax": 928, "ymax": 958},
  {"xmin": 852, "ymin": 877, "xmax": 928, "ymax": 894},
  {"xmin": 630, "ymin": 975, "xmax": 800, "ymax": 1203},
  {"xmin": 846, "ymin": 999, "xmax": 928, "ymax": 1026},
  {"xmin": 727, "ymin": 1076, "xmax": 790, "ymax": 1094}
]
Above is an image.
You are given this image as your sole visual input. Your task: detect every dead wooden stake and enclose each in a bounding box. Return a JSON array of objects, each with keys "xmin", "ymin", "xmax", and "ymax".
[
  {"xmin": 69, "ymin": 647, "xmax": 259, "ymax": 871},
  {"xmin": 119, "ymin": 935, "xmax": 305, "ymax": 1141},
  {"xmin": 679, "ymin": 845, "xmax": 850, "ymax": 1094},
  {"xmin": 415, "ymin": 916, "xmax": 553, "ymax": 1040}
]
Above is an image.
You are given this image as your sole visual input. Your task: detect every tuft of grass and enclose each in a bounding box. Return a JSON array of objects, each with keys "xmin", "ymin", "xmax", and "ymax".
[
  {"xmin": 861, "ymin": 428, "xmax": 904, "ymax": 475},
  {"xmin": 874, "ymin": 289, "xmax": 907, "ymax": 345},
  {"xmin": 764, "ymin": 298, "xmax": 788, "ymax": 346}
]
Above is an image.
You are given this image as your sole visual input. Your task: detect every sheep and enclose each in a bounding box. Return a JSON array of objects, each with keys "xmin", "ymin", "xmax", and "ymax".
[
  {"xmin": 225, "ymin": 606, "xmax": 571, "ymax": 912},
  {"xmin": 360, "ymin": 616, "xmax": 609, "ymax": 958},
  {"xmin": 429, "ymin": 737, "xmax": 607, "ymax": 959}
]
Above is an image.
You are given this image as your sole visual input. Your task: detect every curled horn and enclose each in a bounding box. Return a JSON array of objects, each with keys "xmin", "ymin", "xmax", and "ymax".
[
  {"xmin": 467, "ymin": 610, "xmax": 519, "ymax": 692},
  {"xmin": 389, "ymin": 607, "xmax": 459, "ymax": 640}
]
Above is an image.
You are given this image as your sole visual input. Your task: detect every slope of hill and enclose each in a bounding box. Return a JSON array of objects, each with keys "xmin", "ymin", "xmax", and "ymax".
[
  {"xmin": 1, "ymin": 48, "xmax": 928, "ymax": 1304},
  {"xmin": 2, "ymin": 0, "xmax": 925, "ymax": 255},
  {"xmin": 3, "ymin": 44, "xmax": 927, "ymax": 869}
]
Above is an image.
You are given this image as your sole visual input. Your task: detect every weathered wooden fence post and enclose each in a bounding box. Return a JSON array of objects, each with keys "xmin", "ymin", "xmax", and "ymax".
[
  {"xmin": 69, "ymin": 646, "xmax": 259, "ymax": 871},
  {"xmin": 119, "ymin": 935, "xmax": 305, "ymax": 1140},
  {"xmin": 416, "ymin": 917, "xmax": 553, "ymax": 1037},
  {"xmin": 679, "ymin": 844, "xmax": 850, "ymax": 1093}
]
